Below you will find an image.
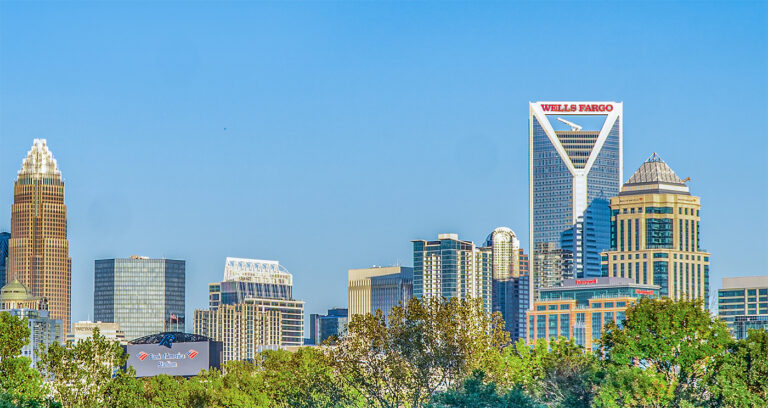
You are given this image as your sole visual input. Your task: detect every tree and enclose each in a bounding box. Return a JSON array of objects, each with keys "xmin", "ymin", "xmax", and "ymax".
[
  {"xmin": 38, "ymin": 328, "xmax": 128, "ymax": 408},
  {"xmin": 257, "ymin": 348, "xmax": 361, "ymax": 407},
  {"xmin": 489, "ymin": 337, "xmax": 600, "ymax": 408},
  {"xmin": 141, "ymin": 375, "xmax": 190, "ymax": 408},
  {"xmin": 593, "ymin": 365, "xmax": 674, "ymax": 408},
  {"xmin": 101, "ymin": 369, "xmax": 146, "ymax": 408},
  {"xmin": 0, "ymin": 312, "xmax": 52, "ymax": 408},
  {"xmin": 599, "ymin": 298, "xmax": 732, "ymax": 406},
  {"xmin": 429, "ymin": 370, "xmax": 541, "ymax": 408},
  {"xmin": 328, "ymin": 296, "xmax": 508, "ymax": 408},
  {"xmin": 184, "ymin": 365, "xmax": 273, "ymax": 408},
  {"xmin": 707, "ymin": 329, "xmax": 768, "ymax": 407}
]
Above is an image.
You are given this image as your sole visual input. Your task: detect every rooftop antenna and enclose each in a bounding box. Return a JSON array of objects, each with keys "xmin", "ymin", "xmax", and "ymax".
[{"xmin": 557, "ymin": 117, "xmax": 582, "ymax": 131}]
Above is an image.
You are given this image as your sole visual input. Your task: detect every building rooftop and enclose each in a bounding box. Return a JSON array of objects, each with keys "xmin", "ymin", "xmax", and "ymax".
[
  {"xmin": 722, "ymin": 276, "xmax": 768, "ymax": 289},
  {"xmin": 19, "ymin": 139, "xmax": 62, "ymax": 177},
  {"xmin": 348, "ymin": 265, "xmax": 411, "ymax": 281},
  {"xmin": 223, "ymin": 257, "xmax": 292, "ymax": 285},
  {"xmin": 542, "ymin": 276, "xmax": 660, "ymax": 291},
  {"xmin": 0, "ymin": 279, "xmax": 38, "ymax": 302},
  {"xmin": 129, "ymin": 332, "xmax": 213, "ymax": 345},
  {"xmin": 620, "ymin": 153, "xmax": 690, "ymax": 196}
]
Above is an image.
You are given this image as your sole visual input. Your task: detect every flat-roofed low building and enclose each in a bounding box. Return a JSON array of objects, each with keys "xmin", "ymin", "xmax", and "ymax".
[
  {"xmin": 309, "ymin": 307, "xmax": 348, "ymax": 345},
  {"xmin": 527, "ymin": 277, "xmax": 659, "ymax": 351},
  {"xmin": 718, "ymin": 276, "xmax": 768, "ymax": 339},
  {"xmin": 67, "ymin": 321, "xmax": 126, "ymax": 344}
]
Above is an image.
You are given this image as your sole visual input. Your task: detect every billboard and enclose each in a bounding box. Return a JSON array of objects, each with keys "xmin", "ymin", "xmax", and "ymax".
[{"xmin": 126, "ymin": 340, "xmax": 212, "ymax": 377}]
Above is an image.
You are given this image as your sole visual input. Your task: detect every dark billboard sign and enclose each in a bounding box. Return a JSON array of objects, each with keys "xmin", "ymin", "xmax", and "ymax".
[{"xmin": 126, "ymin": 340, "xmax": 211, "ymax": 377}]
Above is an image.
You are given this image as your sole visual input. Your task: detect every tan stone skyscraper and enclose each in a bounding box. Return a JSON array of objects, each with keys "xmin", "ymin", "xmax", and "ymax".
[{"xmin": 7, "ymin": 139, "xmax": 71, "ymax": 334}]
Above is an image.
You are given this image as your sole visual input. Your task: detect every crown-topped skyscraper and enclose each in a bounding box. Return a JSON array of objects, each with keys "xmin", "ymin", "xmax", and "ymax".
[
  {"xmin": 7, "ymin": 139, "xmax": 72, "ymax": 334},
  {"xmin": 601, "ymin": 153, "xmax": 710, "ymax": 305}
]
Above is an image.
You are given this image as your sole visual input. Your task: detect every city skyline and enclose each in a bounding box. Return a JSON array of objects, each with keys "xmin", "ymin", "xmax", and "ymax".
[{"xmin": 1, "ymin": 2, "xmax": 766, "ymax": 327}]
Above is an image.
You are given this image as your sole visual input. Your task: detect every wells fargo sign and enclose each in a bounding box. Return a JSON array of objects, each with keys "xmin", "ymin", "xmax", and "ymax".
[{"xmin": 540, "ymin": 103, "xmax": 614, "ymax": 113}]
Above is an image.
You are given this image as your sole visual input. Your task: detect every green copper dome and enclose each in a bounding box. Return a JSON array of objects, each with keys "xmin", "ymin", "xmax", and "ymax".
[{"xmin": 0, "ymin": 279, "xmax": 37, "ymax": 302}]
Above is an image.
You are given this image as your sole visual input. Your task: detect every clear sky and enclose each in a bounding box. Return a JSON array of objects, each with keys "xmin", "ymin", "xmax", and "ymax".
[{"xmin": 1, "ymin": 1, "xmax": 766, "ymax": 328}]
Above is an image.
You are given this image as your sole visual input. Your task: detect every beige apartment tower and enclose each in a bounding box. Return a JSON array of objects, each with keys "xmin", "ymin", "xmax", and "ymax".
[
  {"xmin": 194, "ymin": 303, "xmax": 282, "ymax": 362},
  {"xmin": 7, "ymin": 139, "xmax": 72, "ymax": 334},
  {"xmin": 601, "ymin": 153, "xmax": 710, "ymax": 304}
]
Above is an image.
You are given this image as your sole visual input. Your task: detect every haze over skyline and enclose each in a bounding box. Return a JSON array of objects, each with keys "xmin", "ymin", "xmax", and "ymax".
[{"xmin": 1, "ymin": 1, "xmax": 766, "ymax": 327}]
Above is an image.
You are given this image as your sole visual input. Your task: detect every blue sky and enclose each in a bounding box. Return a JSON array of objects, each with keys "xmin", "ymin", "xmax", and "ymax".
[{"xmin": 1, "ymin": 1, "xmax": 766, "ymax": 327}]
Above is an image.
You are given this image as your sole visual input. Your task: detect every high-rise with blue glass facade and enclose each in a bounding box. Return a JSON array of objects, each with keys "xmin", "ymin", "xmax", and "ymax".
[
  {"xmin": 529, "ymin": 102, "xmax": 623, "ymax": 306},
  {"xmin": 94, "ymin": 256, "xmax": 186, "ymax": 341},
  {"xmin": 0, "ymin": 232, "xmax": 9, "ymax": 289}
]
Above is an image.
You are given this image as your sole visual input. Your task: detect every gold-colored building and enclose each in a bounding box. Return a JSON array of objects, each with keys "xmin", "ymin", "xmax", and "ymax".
[
  {"xmin": 601, "ymin": 153, "xmax": 710, "ymax": 303},
  {"xmin": 7, "ymin": 139, "xmax": 71, "ymax": 334},
  {"xmin": 194, "ymin": 302, "xmax": 282, "ymax": 362},
  {"xmin": 348, "ymin": 266, "xmax": 412, "ymax": 319},
  {"xmin": 526, "ymin": 277, "xmax": 659, "ymax": 351}
]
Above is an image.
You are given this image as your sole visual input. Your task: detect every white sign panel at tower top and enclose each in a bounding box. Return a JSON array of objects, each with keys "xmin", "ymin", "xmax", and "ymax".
[{"xmin": 532, "ymin": 101, "xmax": 620, "ymax": 114}]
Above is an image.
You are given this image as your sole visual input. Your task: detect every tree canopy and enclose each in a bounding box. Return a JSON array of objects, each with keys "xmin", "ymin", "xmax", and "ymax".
[{"xmin": 2, "ymin": 297, "xmax": 766, "ymax": 408}]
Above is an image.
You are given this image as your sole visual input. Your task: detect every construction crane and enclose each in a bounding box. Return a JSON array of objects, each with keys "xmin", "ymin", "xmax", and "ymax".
[{"xmin": 557, "ymin": 117, "xmax": 582, "ymax": 131}]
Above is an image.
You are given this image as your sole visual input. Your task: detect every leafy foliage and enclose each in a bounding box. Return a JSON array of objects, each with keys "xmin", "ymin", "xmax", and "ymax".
[
  {"xmin": 0, "ymin": 312, "xmax": 55, "ymax": 408},
  {"xmin": 429, "ymin": 370, "xmax": 541, "ymax": 408},
  {"xmin": 38, "ymin": 328, "xmax": 128, "ymax": 408},
  {"xmin": 3, "ymin": 297, "xmax": 766, "ymax": 408},
  {"xmin": 328, "ymin": 296, "xmax": 508, "ymax": 408},
  {"xmin": 599, "ymin": 298, "xmax": 733, "ymax": 406}
]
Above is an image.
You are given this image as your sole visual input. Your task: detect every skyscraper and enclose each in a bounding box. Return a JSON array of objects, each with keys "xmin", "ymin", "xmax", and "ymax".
[
  {"xmin": 529, "ymin": 102, "xmax": 622, "ymax": 307},
  {"xmin": 484, "ymin": 227, "xmax": 530, "ymax": 343},
  {"xmin": 348, "ymin": 266, "xmax": 413, "ymax": 320},
  {"xmin": 0, "ymin": 232, "xmax": 9, "ymax": 289},
  {"xmin": 194, "ymin": 257, "xmax": 305, "ymax": 360},
  {"xmin": 413, "ymin": 234, "xmax": 492, "ymax": 313},
  {"xmin": 601, "ymin": 153, "xmax": 710, "ymax": 304},
  {"xmin": 93, "ymin": 256, "xmax": 186, "ymax": 341},
  {"xmin": 7, "ymin": 139, "xmax": 72, "ymax": 334}
]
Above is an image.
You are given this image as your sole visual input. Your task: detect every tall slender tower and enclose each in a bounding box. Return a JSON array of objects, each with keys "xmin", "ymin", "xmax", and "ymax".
[
  {"xmin": 529, "ymin": 102, "xmax": 623, "ymax": 308},
  {"xmin": 7, "ymin": 139, "xmax": 71, "ymax": 334},
  {"xmin": 484, "ymin": 227, "xmax": 530, "ymax": 343}
]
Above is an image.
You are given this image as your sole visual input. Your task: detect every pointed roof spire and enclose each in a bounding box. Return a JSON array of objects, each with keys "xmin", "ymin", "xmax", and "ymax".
[
  {"xmin": 18, "ymin": 139, "xmax": 61, "ymax": 177},
  {"xmin": 620, "ymin": 153, "xmax": 690, "ymax": 196}
]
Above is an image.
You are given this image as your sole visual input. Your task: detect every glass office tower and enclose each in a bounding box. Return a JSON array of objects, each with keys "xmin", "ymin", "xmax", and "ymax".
[
  {"xmin": 94, "ymin": 256, "xmax": 185, "ymax": 341},
  {"xmin": 0, "ymin": 232, "xmax": 9, "ymax": 289},
  {"xmin": 529, "ymin": 102, "xmax": 622, "ymax": 306}
]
